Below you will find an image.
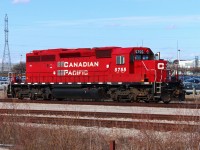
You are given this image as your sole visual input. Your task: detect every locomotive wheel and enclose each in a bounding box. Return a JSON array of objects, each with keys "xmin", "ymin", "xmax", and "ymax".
[
  {"xmin": 18, "ymin": 94, "xmax": 24, "ymax": 100},
  {"xmin": 144, "ymin": 99, "xmax": 150, "ymax": 103},
  {"xmin": 128, "ymin": 94, "xmax": 135, "ymax": 102},
  {"xmin": 47, "ymin": 94, "xmax": 53, "ymax": 100},
  {"xmin": 135, "ymin": 96, "xmax": 140, "ymax": 102},
  {"xmin": 42, "ymin": 94, "xmax": 48, "ymax": 100},
  {"xmin": 30, "ymin": 93, "xmax": 38, "ymax": 100},
  {"xmin": 12, "ymin": 92, "xmax": 16, "ymax": 98},
  {"xmin": 117, "ymin": 96, "xmax": 122, "ymax": 102},
  {"xmin": 111, "ymin": 93, "xmax": 118, "ymax": 101},
  {"xmin": 154, "ymin": 98, "xmax": 161, "ymax": 103},
  {"xmin": 30, "ymin": 96, "xmax": 35, "ymax": 100},
  {"xmin": 162, "ymin": 93, "xmax": 172, "ymax": 104},
  {"xmin": 29, "ymin": 93, "xmax": 35, "ymax": 100},
  {"xmin": 144, "ymin": 95, "xmax": 152, "ymax": 103},
  {"xmin": 33, "ymin": 95, "xmax": 38, "ymax": 100},
  {"xmin": 179, "ymin": 93, "xmax": 185, "ymax": 101}
]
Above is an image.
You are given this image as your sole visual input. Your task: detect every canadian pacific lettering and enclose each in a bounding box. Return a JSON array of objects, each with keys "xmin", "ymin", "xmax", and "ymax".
[
  {"xmin": 57, "ymin": 70, "xmax": 88, "ymax": 76},
  {"xmin": 57, "ymin": 61, "xmax": 99, "ymax": 76},
  {"xmin": 58, "ymin": 61, "xmax": 99, "ymax": 68}
]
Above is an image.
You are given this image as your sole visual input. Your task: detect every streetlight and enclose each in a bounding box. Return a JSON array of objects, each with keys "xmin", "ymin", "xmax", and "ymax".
[
  {"xmin": 178, "ymin": 49, "xmax": 180, "ymax": 63},
  {"xmin": 176, "ymin": 49, "xmax": 181, "ymax": 81}
]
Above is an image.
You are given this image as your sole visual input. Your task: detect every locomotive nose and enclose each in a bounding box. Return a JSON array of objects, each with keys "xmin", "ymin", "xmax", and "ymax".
[{"xmin": 156, "ymin": 61, "xmax": 167, "ymax": 82}]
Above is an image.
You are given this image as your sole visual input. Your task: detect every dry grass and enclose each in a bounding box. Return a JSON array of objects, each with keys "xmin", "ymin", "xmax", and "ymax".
[
  {"xmin": 0, "ymin": 111, "xmax": 199, "ymax": 150},
  {"xmin": 185, "ymin": 94, "xmax": 200, "ymax": 102},
  {"xmin": 0, "ymin": 123, "xmax": 109, "ymax": 150}
]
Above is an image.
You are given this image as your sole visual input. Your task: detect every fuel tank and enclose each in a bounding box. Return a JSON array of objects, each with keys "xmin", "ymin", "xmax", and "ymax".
[{"xmin": 52, "ymin": 88, "xmax": 106, "ymax": 100}]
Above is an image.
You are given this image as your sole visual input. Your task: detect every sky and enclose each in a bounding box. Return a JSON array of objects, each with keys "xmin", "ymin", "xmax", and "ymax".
[{"xmin": 1, "ymin": 0, "xmax": 200, "ymax": 63}]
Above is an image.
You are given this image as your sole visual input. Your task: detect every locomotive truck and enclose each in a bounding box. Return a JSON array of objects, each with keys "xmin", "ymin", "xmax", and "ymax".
[{"xmin": 8, "ymin": 46, "xmax": 185, "ymax": 103}]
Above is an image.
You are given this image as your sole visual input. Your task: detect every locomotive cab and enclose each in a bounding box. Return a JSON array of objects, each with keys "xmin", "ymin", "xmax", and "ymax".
[{"xmin": 115, "ymin": 47, "xmax": 185, "ymax": 103}]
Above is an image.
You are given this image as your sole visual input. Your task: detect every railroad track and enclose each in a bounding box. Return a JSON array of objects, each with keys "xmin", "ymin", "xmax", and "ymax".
[
  {"xmin": 1, "ymin": 109, "xmax": 200, "ymax": 132},
  {"xmin": 0, "ymin": 98, "xmax": 200, "ymax": 109}
]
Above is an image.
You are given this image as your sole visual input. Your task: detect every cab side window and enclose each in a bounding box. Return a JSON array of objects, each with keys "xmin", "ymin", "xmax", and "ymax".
[{"xmin": 116, "ymin": 56, "xmax": 125, "ymax": 65}]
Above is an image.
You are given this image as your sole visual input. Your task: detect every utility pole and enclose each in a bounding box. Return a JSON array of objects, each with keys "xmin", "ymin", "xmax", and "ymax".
[
  {"xmin": 2, "ymin": 14, "xmax": 11, "ymax": 73},
  {"xmin": 195, "ymin": 56, "xmax": 199, "ymax": 68},
  {"xmin": 20, "ymin": 54, "xmax": 22, "ymax": 74},
  {"xmin": 176, "ymin": 40, "xmax": 180, "ymax": 81}
]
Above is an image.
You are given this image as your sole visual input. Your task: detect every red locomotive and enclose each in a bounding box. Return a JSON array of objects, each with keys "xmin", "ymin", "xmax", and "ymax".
[{"xmin": 8, "ymin": 46, "xmax": 185, "ymax": 103}]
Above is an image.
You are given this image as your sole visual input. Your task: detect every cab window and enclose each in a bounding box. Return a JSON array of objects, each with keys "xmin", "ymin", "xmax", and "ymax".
[
  {"xmin": 135, "ymin": 55, "xmax": 142, "ymax": 60},
  {"xmin": 116, "ymin": 56, "xmax": 125, "ymax": 65},
  {"xmin": 135, "ymin": 54, "xmax": 149, "ymax": 60},
  {"xmin": 143, "ymin": 55, "xmax": 149, "ymax": 60}
]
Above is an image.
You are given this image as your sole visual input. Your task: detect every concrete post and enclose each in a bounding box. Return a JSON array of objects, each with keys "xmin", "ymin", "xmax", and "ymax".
[{"xmin": 193, "ymin": 88, "xmax": 196, "ymax": 98}]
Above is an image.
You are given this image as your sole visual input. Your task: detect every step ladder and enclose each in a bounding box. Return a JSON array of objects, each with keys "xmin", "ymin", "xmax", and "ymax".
[
  {"xmin": 153, "ymin": 82, "xmax": 162, "ymax": 99},
  {"xmin": 156, "ymin": 82, "xmax": 162, "ymax": 94}
]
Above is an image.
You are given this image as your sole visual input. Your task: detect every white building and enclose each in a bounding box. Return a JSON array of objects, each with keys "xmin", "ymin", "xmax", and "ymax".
[
  {"xmin": 179, "ymin": 60, "xmax": 194, "ymax": 68},
  {"xmin": 179, "ymin": 60, "xmax": 200, "ymax": 68}
]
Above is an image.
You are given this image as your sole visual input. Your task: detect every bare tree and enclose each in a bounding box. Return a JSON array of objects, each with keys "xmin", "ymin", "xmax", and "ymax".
[
  {"xmin": 189, "ymin": 67, "xmax": 200, "ymax": 75},
  {"xmin": 12, "ymin": 62, "xmax": 26, "ymax": 74}
]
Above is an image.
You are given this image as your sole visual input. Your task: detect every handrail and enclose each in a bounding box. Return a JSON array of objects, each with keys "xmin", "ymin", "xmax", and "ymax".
[{"xmin": 142, "ymin": 61, "xmax": 157, "ymax": 82}]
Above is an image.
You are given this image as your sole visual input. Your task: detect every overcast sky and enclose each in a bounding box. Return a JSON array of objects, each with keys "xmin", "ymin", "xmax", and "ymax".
[{"xmin": 1, "ymin": 0, "xmax": 200, "ymax": 63}]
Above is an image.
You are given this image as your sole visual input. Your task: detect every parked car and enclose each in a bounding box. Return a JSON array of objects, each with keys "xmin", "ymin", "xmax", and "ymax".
[
  {"xmin": 183, "ymin": 82, "xmax": 200, "ymax": 95},
  {"xmin": 0, "ymin": 81, "xmax": 9, "ymax": 85},
  {"xmin": 0, "ymin": 77, "xmax": 7, "ymax": 81},
  {"xmin": 184, "ymin": 78, "xmax": 200, "ymax": 84},
  {"xmin": 21, "ymin": 76, "xmax": 26, "ymax": 82}
]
